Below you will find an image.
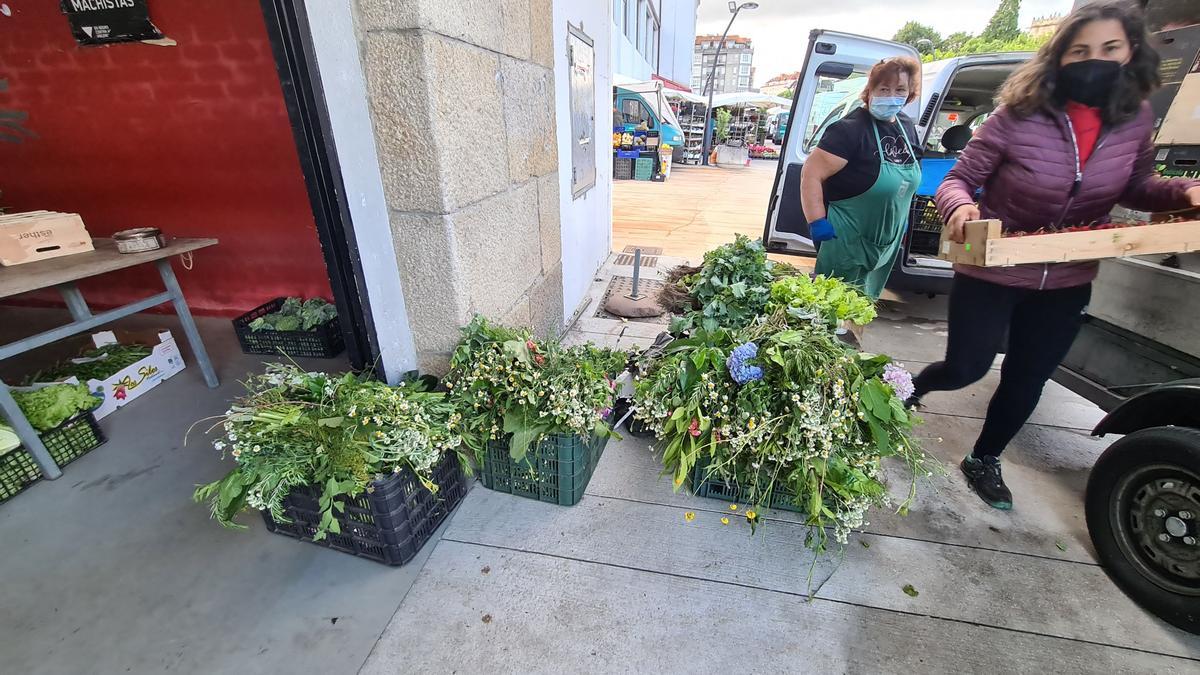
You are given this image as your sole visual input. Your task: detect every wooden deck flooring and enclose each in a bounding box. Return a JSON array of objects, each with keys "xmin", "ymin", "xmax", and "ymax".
[{"xmin": 612, "ymin": 160, "xmax": 785, "ymax": 265}]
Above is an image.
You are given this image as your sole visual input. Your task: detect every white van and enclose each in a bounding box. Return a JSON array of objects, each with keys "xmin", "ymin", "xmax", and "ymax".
[{"xmin": 762, "ymin": 31, "xmax": 1032, "ymax": 295}]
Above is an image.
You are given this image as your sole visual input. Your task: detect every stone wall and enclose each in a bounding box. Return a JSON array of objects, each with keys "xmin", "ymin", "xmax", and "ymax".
[{"xmin": 354, "ymin": 0, "xmax": 564, "ymax": 372}]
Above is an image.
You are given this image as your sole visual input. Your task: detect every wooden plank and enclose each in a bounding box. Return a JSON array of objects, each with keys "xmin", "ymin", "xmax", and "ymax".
[
  {"xmin": 0, "ymin": 237, "xmax": 218, "ymax": 299},
  {"xmin": 366, "ymin": 540, "xmax": 1198, "ymax": 673},
  {"xmin": 445, "ymin": 487, "xmax": 1200, "ymax": 657},
  {"xmin": 940, "ymin": 218, "xmax": 1200, "ymax": 267}
]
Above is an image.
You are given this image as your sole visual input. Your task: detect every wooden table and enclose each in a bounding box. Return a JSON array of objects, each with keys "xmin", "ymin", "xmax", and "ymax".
[{"xmin": 0, "ymin": 238, "xmax": 219, "ymax": 478}]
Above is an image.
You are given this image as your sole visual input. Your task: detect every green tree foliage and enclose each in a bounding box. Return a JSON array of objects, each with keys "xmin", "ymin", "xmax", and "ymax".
[
  {"xmin": 981, "ymin": 0, "xmax": 1022, "ymax": 42},
  {"xmin": 922, "ymin": 30, "xmax": 1050, "ymax": 62},
  {"xmin": 778, "ymin": 88, "xmax": 793, "ymax": 100},
  {"xmin": 943, "ymin": 31, "xmax": 973, "ymax": 52},
  {"xmin": 893, "ymin": 21, "xmax": 943, "ymax": 52}
]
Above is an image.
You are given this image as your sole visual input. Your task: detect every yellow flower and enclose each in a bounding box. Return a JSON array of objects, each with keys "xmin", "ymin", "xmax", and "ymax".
[
  {"xmin": 729, "ymin": 504, "xmax": 738, "ymax": 511},
  {"xmin": 747, "ymin": 419, "xmax": 756, "ymax": 430},
  {"xmin": 721, "ymin": 517, "xmax": 730, "ymax": 525},
  {"xmin": 684, "ymin": 511, "xmax": 695, "ymax": 522},
  {"xmin": 673, "ymin": 477, "xmax": 683, "ymax": 487},
  {"xmin": 746, "ymin": 510, "xmax": 758, "ymax": 520}
]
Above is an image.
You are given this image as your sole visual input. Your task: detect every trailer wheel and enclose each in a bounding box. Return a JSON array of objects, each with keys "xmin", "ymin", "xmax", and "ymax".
[{"xmin": 1086, "ymin": 426, "xmax": 1200, "ymax": 634}]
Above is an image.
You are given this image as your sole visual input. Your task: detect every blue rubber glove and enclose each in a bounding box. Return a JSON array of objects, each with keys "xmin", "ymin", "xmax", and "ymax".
[{"xmin": 810, "ymin": 217, "xmax": 836, "ymax": 243}]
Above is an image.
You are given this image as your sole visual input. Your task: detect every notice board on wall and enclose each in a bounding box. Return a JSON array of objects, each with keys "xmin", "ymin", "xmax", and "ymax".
[
  {"xmin": 60, "ymin": 0, "xmax": 163, "ymax": 45},
  {"xmin": 567, "ymin": 23, "xmax": 596, "ymax": 200}
]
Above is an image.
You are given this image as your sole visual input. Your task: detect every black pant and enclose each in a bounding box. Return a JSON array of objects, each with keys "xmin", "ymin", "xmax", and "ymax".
[{"xmin": 913, "ymin": 274, "xmax": 1091, "ymax": 458}]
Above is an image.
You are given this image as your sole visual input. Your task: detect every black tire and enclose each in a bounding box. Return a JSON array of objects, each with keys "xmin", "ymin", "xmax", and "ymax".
[{"xmin": 1086, "ymin": 426, "xmax": 1200, "ymax": 634}]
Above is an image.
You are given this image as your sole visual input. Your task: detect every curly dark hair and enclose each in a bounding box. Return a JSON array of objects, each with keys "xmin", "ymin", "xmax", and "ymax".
[{"xmin": 998, "ymin": 0, "xmax": 1161, "ymax": 124}]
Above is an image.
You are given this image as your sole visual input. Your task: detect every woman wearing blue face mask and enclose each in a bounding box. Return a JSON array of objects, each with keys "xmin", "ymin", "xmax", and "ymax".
[{"xmin": 800, "ymin": 57, "xmax": 923, "ymax": 299}]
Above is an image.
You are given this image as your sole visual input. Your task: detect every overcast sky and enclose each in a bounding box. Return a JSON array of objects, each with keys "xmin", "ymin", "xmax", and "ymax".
[{"xmin": 696, "ymin": 0, "xmax": 1076, "ymax": 84}]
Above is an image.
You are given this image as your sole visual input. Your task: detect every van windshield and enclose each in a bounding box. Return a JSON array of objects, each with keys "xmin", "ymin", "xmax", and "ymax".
[{"xmin": 619, "ymin": 97, "xmax": 655, "ymax": 128}]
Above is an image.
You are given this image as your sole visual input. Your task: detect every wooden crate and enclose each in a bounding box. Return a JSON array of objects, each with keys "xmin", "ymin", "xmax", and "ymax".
[
  {"xmin": 0, "ymin": 211, "xmax": 94, "ymax": 267},
  {"xmin": 939, "ymin": 218, "xmax": 1200, "ymax": 267}
]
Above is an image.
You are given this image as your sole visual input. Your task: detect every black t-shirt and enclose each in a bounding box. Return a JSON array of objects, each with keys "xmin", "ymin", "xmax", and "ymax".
[{"xmin": 816, "ymin": 107, "xmax": 921, "ymax": 203}]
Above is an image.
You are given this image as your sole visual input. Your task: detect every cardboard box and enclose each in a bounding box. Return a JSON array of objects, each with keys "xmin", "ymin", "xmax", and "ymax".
[
  {"xmin": 20, "ymin": 331, "xmax": 187, "ymax": 420},
  {"xmin": 1158, "ymin": 72, "xmax": 1200, "ymax": 146},
  {"xmin": 0, "ymin": 211, "xmax": 94, "ymax": 267}
]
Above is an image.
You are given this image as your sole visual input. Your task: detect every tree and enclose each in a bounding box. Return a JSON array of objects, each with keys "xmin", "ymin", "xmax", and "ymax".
[
  {"xmin": 981, "ymin": 0, "xmax": 1021, "ymax": 42},
  {"xmin": 943, "ymin": 31, "xmax": 973, "ymax": 52},
  {"xmin": 778, "ymin": 88, "xmax": 793, "ymax": 100},
  {"xmin": 893, "ymin": 21, "xmax": 943, "ymax": 52}
]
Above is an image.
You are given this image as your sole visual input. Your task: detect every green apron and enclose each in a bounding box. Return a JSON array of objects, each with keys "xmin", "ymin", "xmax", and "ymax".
[{"xmin": 814, "ymin": 117, "xmax": 921, "ymax": 300}]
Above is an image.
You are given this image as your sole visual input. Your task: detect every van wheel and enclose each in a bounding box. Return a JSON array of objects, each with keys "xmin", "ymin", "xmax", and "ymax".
[{"xmin": 1086, "ymin": 426, "xmax": 1200, "ymax": 634}]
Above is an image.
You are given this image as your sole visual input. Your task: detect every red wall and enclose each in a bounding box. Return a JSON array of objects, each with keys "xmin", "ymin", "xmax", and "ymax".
[{"xmin": 0, "ymin": 1, "xmax": 332, "ymax": 316}]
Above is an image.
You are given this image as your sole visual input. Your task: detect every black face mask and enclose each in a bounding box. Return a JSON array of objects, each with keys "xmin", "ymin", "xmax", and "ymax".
[{"xmin": 1057, "ymin": 59, "xmax": 1122, "ymax": 107}]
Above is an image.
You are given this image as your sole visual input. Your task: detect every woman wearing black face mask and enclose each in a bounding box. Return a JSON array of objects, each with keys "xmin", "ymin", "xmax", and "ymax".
[{"xmin": 911, "ymin": 0, "xmax": 1200, "ymax": 511}]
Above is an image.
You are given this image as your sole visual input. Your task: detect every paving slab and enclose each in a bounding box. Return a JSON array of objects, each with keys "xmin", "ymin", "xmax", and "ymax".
[
  {"xmin": 443, "ymin": 486, "xmax": 1200, "ymax": 659},
  {"xmin": 361, "ymin": 540, "xmax": 1198, "ymax": 674},
  {"xmin": 590, "ymin": 421, "xmax": 1101, "ymax": 564}
]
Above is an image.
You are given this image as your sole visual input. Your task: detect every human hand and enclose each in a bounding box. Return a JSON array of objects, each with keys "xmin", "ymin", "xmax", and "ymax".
[
  {"xmin": 946, "ymin": 204, "xmax": 981, "ymax": 244},
  {"xmin": 810, "ymin": 217, "xmax": 837, "ymax": 243},
  {"xmin": 1187, "ymin": 186, "xmax": 1200, "ymax": 207}
]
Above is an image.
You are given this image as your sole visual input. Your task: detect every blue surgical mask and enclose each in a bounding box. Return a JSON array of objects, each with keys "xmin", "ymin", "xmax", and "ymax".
[{"xmin": 869, "ymin": 96, "xmax": 906, "ymax": 121}]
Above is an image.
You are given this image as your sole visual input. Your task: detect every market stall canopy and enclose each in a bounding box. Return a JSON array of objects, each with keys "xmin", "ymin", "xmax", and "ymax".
[
  {"xmin": 663, "ymin": 89, "xmax": 708, "ymax": 104},
  {"xmin": 766, "ymin": 106, "xmax": 790, "ymax": 117},
  {"xmin": 711, "ymin": 92, "xmax": 792, "ymax": 109},
  {"xmin": 614, "ymin": 80, "xmax": 685, "ymax": 134}
]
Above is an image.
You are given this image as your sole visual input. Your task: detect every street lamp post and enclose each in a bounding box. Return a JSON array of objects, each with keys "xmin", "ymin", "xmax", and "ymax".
[{"xmin": 701, "ymin": 1, "xmax": 759, "ymax": 166}]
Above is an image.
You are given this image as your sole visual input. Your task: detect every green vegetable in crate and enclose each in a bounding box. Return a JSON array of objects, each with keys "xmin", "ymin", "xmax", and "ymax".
[
  {"xmin": 249, "ymin": 297, "xmax": 338, "ymax": 333},
  {"xmin": 12, "ymin": 383, "xmax": 101, "ymax": 432},
  {"xmin": 25, "ymin": 343, "xmax": 153, "ymax": 384},
  {"xmin": 0, "ymin": 423, "xmax": 20, "ymax": 455}
]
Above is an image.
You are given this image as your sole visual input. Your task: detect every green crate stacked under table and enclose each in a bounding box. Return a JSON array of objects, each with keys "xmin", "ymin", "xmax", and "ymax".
[
  {"xmin": 634, "ymin": 157, "xmax": 655, "ymax": 180},
  {"xmin": 689, "ymin": 454, "xmax": 804, "ymax": 513},
  {"xmin": 482, "ymin": 428, "xmax": 611, "ymax": 506},
  {"xmin": 0, "ymin": 412, "xmax": 106, "ymax": 505}
]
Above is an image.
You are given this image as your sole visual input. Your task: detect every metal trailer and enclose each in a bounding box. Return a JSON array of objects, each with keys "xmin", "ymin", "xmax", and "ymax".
[{"xmin": 1052, "ymin": 252, "xmax": 1200, "ymax": 634}]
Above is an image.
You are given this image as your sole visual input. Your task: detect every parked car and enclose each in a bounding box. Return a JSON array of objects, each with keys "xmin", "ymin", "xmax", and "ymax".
[{"xmin": 760, "ymin": 30, "xmax": 1032, "ymax": 296}]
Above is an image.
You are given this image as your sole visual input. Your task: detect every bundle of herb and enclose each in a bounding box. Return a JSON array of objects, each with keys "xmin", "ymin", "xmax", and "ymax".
[
  {"xmin": 249, "ymin": 298, "xmax": 338, "ymax": 333},
  {"xmin": 683, "ymin": 234, "xmax": 775, "ymax": 332},
  {"xmin": 444, "ymin": 316, "xmax": 627, "ymax": 462},
  {"xmin": 632, "ymin": 312, "xmax": 930, "ymax": 551},
  {"xmin": 25, "ymin": 343, "xmax": 153, "ymax": 384},
  {"xmin": 766, "ymin": 274, "xmax": 878, "ymax": 329},
  {"xmin": 192, "ymin": 364, "xmax": 465, "ymax": 539}
]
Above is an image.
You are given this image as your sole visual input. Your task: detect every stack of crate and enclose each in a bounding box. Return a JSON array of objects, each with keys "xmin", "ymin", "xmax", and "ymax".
[{"xmin": 0, "ymin": 211, "xmax": 94, "ymax": 267}]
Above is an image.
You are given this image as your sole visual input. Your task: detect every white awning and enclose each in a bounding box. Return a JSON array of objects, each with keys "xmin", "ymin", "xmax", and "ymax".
[
  {"xmin": 711, "ymin": 92, "xmax": 792, "ymax": 109},
  {"xmin": 663, "ymin": 89, "xmax": 707, "ymax": 104}
]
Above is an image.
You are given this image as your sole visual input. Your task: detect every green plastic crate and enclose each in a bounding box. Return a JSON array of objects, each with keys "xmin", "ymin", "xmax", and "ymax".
[
  {"xmin": 482, "ymin": 427, "xmax": 610, "ymax": 506},
  {"xmin": 0, "ymin": 447, "xmax": 41, "ymax": 504},
  {"xmin": 689, "ymin": 454, "xmax": 803, "ymax": 513},
  {"xmin": 633, "ymin": 157, "xmax": 655, "ymax": 181}
]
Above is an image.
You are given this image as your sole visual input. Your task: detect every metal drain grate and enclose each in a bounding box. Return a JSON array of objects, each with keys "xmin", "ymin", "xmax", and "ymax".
[
  {"xmin": 613, "ymin": 254, "xmax": 659, "ymax": 267},
  {"xmin": 623, "ymin": 245, "xmax": 663, "ymax": 255},
  {"xmin": 593, "ymin": 276, "xmax": 671, "ymax": 325}
]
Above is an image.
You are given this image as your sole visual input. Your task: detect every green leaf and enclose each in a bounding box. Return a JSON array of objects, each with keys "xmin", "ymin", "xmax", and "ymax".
[
  {"xmin": 868, "ymin": 420, "xmax": 894, "ymax": 456},
  {"xmin": 502, "ymin": 339, "xmax": 532, "ymax": 365},
  {"xmin": 317, "ymin": 416, "xmax": 344, "ymax": 428},
  {"xmin": 902, "ymin": 584, "xmax": 919, "ymax": 598},
  {"xmin": 508, "ymin": 425, "xmax": 539, "ymax": 463},
  {"xmin": 729, "ymin": 281, "xmax": 747, "ymax": 299}
]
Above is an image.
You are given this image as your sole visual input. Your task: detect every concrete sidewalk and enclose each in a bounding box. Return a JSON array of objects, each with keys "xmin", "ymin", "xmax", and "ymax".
[{"xmin": 360, "ymin": 286, "xmax": 1200, "ymax": 673}]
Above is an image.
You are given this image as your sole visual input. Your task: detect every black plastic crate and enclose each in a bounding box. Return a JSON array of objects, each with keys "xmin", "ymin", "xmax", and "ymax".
[
  {"xmin": 690, "ymin": 454, "xmax": 803, "ymax": 513},
  {"xmin": 482, "ymin": 426, "xmax": 610, "ymax": 506},
  {"xmin": 614, "ymin": 157, "xmax": 634, "ymax": 180},
  {"xmin": 41, "ymin": 412, "xmax": 106, "ymax": 469},
  {"xmin": 232, "ymin": 298, "xmax": 345, "ymax": 359},
  {"xmin": 262, "ymin": 451, "xmax": 467, "ymax": 566},
  {"xmin": 0, "ymin": 447, "xmax": 41, "ymax": 504}
]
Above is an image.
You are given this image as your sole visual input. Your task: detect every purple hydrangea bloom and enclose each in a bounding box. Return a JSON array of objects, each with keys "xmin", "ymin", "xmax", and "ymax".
[
  {"xmin": 726, "ymin": 342, "xmax": 764, "ymax": 385},
  {"xmin": 883, "ymin": 363, "xmax": 915, "ymax": 401}
]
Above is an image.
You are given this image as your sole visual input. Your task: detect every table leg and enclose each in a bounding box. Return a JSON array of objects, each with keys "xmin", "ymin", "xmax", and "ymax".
[
  {"xmin": 155, "ymin": 259, "xmax": 219, "ymax": 389},
  {"xmin": 0, "ymin": 381, "xmax": 61, "ymax": 479},
  {"xmin": 58, "ymin": 283, "xmax": 92, "ymax": 321}
]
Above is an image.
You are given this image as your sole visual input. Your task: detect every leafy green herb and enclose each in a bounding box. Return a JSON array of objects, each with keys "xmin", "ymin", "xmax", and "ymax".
[
  {"xmin": 25, "ymin": 343, "xmax": 153, "ymax": 384},
  {"xmin": 192, "ymin": 364, "xmax": 466, "ymax": 539},
  {"xmin": 0, "ymin": 423, "xmax": 20, "ymax": 455},
  {"xmin": 766, "ymin": 274, "xmax": 877, "ymax": 328},
  {"xmin": 12, "ymin": 383, "xmax": 101, "ymax": 432},
  {"xmin": 1056, "ymin": 540, "xmax": 1067, "ymax": 552},
  {"xmin": 902, "ymin": 584, "xmax": 919, "ymax": 598},
  {"xmin": 249, "ymin": 297, "xmax": 338, "ymax": 333}
]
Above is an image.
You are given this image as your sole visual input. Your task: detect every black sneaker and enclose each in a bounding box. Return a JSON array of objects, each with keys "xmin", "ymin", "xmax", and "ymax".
[{"xmin": 961, "ymin": 455, "xmax": 1013, "ymax": 510}]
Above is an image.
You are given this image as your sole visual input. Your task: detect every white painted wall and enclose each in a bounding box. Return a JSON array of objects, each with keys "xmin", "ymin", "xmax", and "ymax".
[
  {"xmin": 554, "ymin": 0, "xmax": 614, "ymax": 325},
  {"xmin": 612, "ymin": 0, "xmax": 697, "ymax": 84},
  {"xmin": 303, "ymin": 0, "xmax": 417, "ymax": 382}
]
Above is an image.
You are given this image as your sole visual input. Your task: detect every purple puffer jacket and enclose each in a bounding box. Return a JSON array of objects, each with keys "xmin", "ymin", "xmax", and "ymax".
[{"xmin": 936, "ymin": 101, "xmax": 1199, "ymax": 290}]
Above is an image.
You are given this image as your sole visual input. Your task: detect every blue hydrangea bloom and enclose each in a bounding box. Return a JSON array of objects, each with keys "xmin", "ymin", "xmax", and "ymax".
[{"xmin": 726, "ymin": 342, "xmax": 763, "ymax": 385}]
